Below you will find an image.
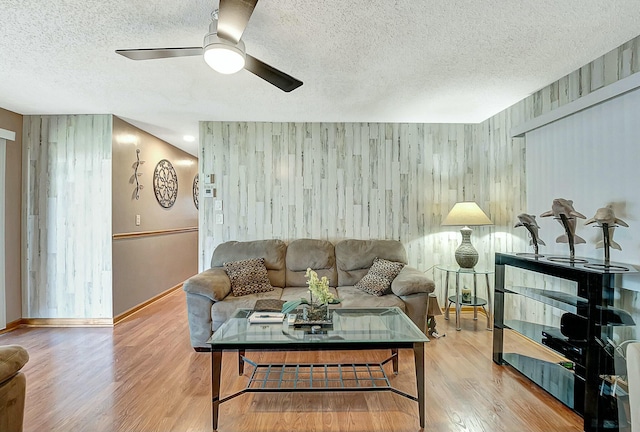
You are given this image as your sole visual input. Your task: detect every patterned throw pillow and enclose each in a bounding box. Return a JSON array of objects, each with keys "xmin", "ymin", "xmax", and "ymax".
[
  {"xmin": 355, "ymin": 258, "xmax": 405, "ymax": 296},
  {"xmin": 223, "ymin": 258, "xmax": 274, "ymax": 297}
]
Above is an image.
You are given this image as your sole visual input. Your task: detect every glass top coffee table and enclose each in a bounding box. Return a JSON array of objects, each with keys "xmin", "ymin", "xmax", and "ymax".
[{"xmin": 208, "ymin": 307, "xmax": 429, "ymax": 431}]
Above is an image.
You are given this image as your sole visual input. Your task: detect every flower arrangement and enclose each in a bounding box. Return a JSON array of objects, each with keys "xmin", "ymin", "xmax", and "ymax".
[{"xmin": 305, "ymin": 268, "xmax": 334, "ymax": 305}]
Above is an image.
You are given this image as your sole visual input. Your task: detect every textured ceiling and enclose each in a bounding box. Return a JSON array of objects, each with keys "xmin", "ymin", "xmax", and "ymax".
[{"xmin": 1, "ymin": 1, "xmax": 640, "ymax": 155}]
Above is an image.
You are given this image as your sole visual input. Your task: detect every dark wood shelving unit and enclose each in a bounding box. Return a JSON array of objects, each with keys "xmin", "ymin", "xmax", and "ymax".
[{"xmin": 493, "ymin": 252, "xmax": 636, "ymax": 432}]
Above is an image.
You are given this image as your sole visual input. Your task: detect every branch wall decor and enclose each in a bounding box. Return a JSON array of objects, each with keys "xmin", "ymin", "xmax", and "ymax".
[
  {"xmin": 131, "ymin": 149, "xmax": 145, "ymax": 200},
  {"xmin": 193, "ymin": 174, "xmax": 199, "ymax": 209},
  {"xmin": 153, "ymin": 159, "xmax": 178, "ymax": 208}
]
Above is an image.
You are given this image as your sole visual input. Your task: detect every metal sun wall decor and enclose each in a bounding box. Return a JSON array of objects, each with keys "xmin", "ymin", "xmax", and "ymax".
[
  {"xmin": 153, "ymin": 159, "xmax": 178, "ymax": 208},
  {"xmin": 192, "ymin": 174, "xmax": 199, "ymax": 209},
  {"xmin": 131, "ymin": 149, "xmax": 145, "ymax": 200}
]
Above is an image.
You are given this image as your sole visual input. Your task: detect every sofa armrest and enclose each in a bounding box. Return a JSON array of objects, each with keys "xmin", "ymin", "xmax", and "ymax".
[
  {"xmin": 397, "ymin": 291, "xmax": 431, "ymax": 333},
  {"xmin": 183, "ymin": 268, "xmax": 231, "ymax": 302},
  {"xmin": 0, "ymin": 345, "xmax": 29, "ymax": 384},
  {"xmin": 391, "ymin": 266, "xmax": 435, "ymax": 296}
]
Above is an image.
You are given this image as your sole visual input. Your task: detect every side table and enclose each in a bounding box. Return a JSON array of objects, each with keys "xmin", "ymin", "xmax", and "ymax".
[{"xmin": 436, "ymin": 266, "xmax": 493, "ymax": 331}]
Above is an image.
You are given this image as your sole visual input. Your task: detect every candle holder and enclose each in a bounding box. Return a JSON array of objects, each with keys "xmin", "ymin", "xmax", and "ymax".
[{"xmin": 461, "ymin": 287, "xmax": 472, "ymax": 303}]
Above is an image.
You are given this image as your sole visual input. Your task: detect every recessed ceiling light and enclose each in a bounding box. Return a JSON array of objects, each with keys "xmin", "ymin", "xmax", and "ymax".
[
  {"xmin": 117, "ymin": 134, "xmax": 138, "ymax": 144},
  {"xmin": 183, "ymin": 135, "xmax": 196, "ymax": 142}
]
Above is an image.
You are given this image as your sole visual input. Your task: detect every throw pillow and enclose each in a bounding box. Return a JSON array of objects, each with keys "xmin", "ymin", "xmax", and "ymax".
[
  {"xmin": 223, "ymin": 258, "xmax": 274, "ymax": 296},
  {"xmin": 355, "ymin": 257, "xmax": 405, "ymax": 296}
]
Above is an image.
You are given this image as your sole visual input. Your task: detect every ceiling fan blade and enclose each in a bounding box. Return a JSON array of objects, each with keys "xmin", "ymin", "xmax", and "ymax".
[
  {"xmin": 244, "ymin": 54, "xmax": 303, "ymax": 92},
  {"xmin": 217, "ymin": 0, "xmax": 259, "ymax": 44},
  {"xmin": 116, "ymin": 47, "xmax": 203, "ymax": 61}
]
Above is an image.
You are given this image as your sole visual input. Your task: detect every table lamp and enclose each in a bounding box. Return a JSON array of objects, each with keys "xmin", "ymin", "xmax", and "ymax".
[{"xmin": 442, "ymin": 201, "xmax": 493, "ymax": 269}]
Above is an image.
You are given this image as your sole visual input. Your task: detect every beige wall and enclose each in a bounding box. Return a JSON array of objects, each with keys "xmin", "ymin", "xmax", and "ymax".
[
  {"xmin": 111, "ymin": 117, "xmax": 198, "ymax": 316},
  {"xmin": 0, "ymin": 108, "xmax": 22, "ymax": 324}
]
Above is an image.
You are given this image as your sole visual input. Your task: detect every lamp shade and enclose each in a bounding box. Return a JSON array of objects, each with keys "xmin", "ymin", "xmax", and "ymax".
[{"xmin": 442, "ymin": 202, "xmax": 493, "ymax": 226}]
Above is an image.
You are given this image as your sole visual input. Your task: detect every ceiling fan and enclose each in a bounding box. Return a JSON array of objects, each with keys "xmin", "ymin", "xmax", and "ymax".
[{"xmin": 115, "ymin": 0, "xmax": 303, "ymax": 92}]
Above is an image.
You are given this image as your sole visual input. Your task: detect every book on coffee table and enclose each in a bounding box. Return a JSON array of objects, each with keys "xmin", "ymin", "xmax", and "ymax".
[
  {"xmin": 253, "ymin": 299, "xmax": 286, "ymax": 312},
  {"xmin": 248, "ymin": 312, "xmax": 285, "ymax": 324}
]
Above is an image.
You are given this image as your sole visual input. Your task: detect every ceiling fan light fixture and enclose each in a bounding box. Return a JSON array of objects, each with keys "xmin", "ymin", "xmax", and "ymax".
[
  {"xmin": 117, "ymin": 5, "xmax": 302, "ymax": 92},
  {"xmin": 203, "ymin": 34, "xmax": 246, "ymax": 74}
]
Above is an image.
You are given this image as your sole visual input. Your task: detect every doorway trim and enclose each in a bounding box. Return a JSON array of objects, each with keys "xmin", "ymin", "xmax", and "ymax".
[
  {"xmin": 0, "ymin": 137, "xmax": 6, "ymax": 329},
  {"xmin": 0, "ymin": 127, "xmax": 14, "ymax": 330}
]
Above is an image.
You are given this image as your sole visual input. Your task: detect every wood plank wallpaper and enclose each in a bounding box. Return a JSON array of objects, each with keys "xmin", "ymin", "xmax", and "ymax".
[
  {"xmin": 199, "ymin": 121, "xmax": 526, "ymax": 280},
  {"xmin": 23, "ymin": 115, "xmax": 113, "ymax": 319}
]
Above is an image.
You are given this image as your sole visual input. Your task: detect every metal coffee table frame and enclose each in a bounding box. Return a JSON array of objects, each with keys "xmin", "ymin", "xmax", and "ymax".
[{"xmin": 208, "ymin": 307, "xmax": 429, "ymax": 431}]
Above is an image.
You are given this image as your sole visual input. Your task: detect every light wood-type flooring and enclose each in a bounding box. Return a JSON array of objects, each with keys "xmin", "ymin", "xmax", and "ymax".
[{"xmin": 0, "ymin": 290, "xmax": 583, "ymax": 432}]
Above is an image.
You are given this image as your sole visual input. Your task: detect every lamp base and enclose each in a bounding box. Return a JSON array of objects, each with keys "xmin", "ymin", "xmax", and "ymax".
[{"xmin": 454, "ymin": 226, "xmax": 478, "ymax": 269}]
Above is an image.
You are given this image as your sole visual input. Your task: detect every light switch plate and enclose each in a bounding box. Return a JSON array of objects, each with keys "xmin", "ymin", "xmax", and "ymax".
[
  {"xmin": 214, "ymin": 200, "xmax": 223, "ymax": 211},
  {"xmin": 135, "ymin": 214, "xmax": 141, "ymax": 226},
  {"xmin": 215, "ymin": 213, "xmax": 224, "ymax": 225}
]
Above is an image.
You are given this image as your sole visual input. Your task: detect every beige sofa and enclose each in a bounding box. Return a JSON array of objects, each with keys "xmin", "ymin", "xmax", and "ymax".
[
  {"xmin": 183, "ymin": 238, "xmax": 436, "ymax": 350},
  {"xmin": 0, "ymin": 345, "xmax": 29, "ymax": 432}
]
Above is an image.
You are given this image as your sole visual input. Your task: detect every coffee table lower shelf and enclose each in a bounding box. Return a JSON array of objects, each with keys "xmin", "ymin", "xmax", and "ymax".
[
  {"xmin": 218, "ymin": 354, "xmax": 419, "ymax": 404},
  {"xmin": 208, "ymin": 308, "xmax": 428, "ymax": 431}
]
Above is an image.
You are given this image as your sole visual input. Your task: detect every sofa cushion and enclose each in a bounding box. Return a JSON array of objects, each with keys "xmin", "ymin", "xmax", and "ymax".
[
  {"xmin": 355, "ymin": 258, "xmax": 405, "ymax": 296},
  {"xmin": 212, "ymin": 239, "xmax": 287, "ymax": 287},
  {"xmin": 336, "ymin": 286, "xmax": 405, "ymax": 310},
  {"xmin": 224, "ymin": 258, "xmax": 274, "ymax": 296},
  {"xmin": 286, "ymin": 239, "xmax": 337, "ymax": 287},
  {"xmin": 335, "ymin": 239, "xmax": 407, "ymax": 286},
  {"xmin": 391, "ymin": 266, "xmax": 436, "ymax": 296}
]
